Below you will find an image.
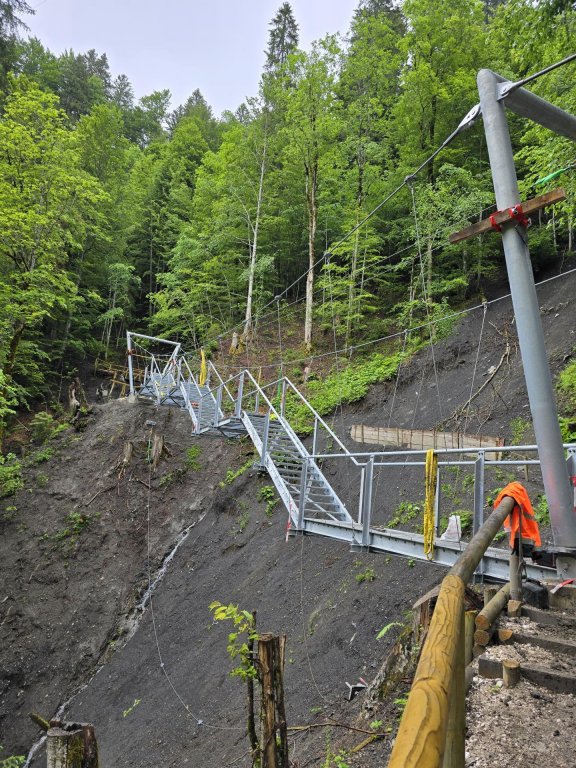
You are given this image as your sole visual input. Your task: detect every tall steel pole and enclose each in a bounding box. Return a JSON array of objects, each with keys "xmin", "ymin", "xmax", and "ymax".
[{"xmin": 477, "ymin": 69, "xmax": 576, "ymax": 575}]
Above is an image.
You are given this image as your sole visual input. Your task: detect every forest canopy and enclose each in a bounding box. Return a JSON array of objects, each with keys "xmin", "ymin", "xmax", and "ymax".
[{"xmin": 0, "ymin": 0, "xmax": 575, "ymax": 421}]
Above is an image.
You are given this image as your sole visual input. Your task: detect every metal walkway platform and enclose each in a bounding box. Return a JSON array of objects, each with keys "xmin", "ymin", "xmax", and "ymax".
[{"xmin": 126, "ymin": 332, "xmax": 568, "ymax": 583}]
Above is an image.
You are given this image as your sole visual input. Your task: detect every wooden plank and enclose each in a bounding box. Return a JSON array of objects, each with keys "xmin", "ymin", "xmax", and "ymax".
[
  {"xmin": 478, "ymin": 656, "xmax": 576, "ymax": 693},
  {"xmin": 350, "ymin": 424, "xmax": 503, "ymax": 459},
  {"xmin": 449, "ymin": 188, "xmax": 566, "ymax": 244},
  {"xmin": 521, "ymin": 605, "xmax": 576, "ymax": 629},
  {"xmin": 514, "ymin": 631, "xmax": 576, "ymax": 657}
]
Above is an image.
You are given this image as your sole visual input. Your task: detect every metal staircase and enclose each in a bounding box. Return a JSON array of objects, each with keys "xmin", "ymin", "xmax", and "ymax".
[{"xmin": 126, "ymin": 331, "xmax": 561, "ymax": 583}]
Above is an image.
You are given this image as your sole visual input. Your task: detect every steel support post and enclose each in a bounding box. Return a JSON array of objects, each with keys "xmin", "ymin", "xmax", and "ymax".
[
  {"xmin": 473, "ymin": 452, "xmax": 486, "ymax": 580},
  {"xmin": 259, "ymin": 411, "xmax": 271, "ymax": 469},
  {"xmin": 280, "ymin": 379, "xmax": 287, "ymax": 418},
  {"xmin": 434, "ymin": 469, "xmax": 441, "ymax": 536},
  {"xmin": 478, "ymin": 69, "xmax": 576, "ymax": 575},
  {"xmin": 312, "ymin": 417, "xmax": 319, "ymax": 457},
  {"xmin": 214, "ymin": 386, "xmax": 223, "ymax": 427},
  {"xmin": 126, "ymin": 333, "xmax": 135, "ymax": 396},
  {"xmin": 235, "ymin": 373, "xmax": 244, "ymax": 418},
  {"xmin": 473, "ymin": 452, "xmax": 485, "ymax": 537},
  {"xmin": 297, "ymin": 459, "xmax": 308, "ymax": 530},
  {"xmin": 360, "ymin": 457, "xmax": 374, "ymax": 550}
]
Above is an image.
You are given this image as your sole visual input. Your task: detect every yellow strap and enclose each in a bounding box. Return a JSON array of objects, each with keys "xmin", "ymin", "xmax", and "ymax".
[
  {"xmin": 199, "ymin": 348, "xmax": 207, "ymax": 387},
  {"xmin": 423, "ymin": 449, "xmax": 438, "ymax": 560}
]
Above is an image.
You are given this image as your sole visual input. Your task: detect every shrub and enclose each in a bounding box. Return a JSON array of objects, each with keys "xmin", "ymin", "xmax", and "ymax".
[{"xmin": 0, "ymin": 454, "xmax": 23, "ymax": 499}]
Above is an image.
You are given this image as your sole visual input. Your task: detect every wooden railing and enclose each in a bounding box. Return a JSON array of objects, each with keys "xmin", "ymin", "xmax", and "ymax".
[{"xmin": 387, "ymin": 495, "xmax": 516, "ymax": 768}]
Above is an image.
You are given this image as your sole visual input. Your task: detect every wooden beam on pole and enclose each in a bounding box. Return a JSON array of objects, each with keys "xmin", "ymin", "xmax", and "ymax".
[{"xmin": 449, "ymin": 187, "xmax": 566, "ymax": 244}]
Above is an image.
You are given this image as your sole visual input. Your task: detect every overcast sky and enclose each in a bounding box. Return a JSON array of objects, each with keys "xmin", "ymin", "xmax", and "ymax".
[{"xmin": 26, "ymin": 0, "xmax": 359, "ymax": 115}]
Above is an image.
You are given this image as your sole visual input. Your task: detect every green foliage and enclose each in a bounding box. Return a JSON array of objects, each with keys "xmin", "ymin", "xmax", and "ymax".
[
  {"xmin": 30, "ymin": 412, "xmax": 58, "ymax": 443},
  {"xmin": 52, "ymin": 510, "xmax": 94, "ymax": 542},
  {"xmin": 185, "ymin": 445, "xmax": 202, "ymax": 470},
  {"xmin": 27, "ymin": 446, "xmax": 53, "ymax": 464},
  {"xmin": 535, "ymin": 494, "xmax": 550, "ymax": 527},
  {"xmin": 0, "ymin": 746, "xmax": 25, "ymax": 768},
  {"xmin": 235, "ymin": 508, "xmax": 250, "ymax": 534},
  {"xmin": 257, "ymin": 484, "xmax": 278, "ymax": 518},
  {"xmin": 209, "ymin": 602, "xmax": 257, "ymax": 680},
  {"xmin": 122, "ymin": 698, "xmax": 141, "ymax": 718},
  {"xmin": 510, "ymin": 417, "xmax": 530, "ymax": 446},
  {"xmin": 376, "ymin": 621, "xmax": 403, "ymax": 640},
  {"xmin": 355, "ymin": 566, "xmax": 376, "ymax": 584},
  {"xmin": 285, "ymin": 351, "xmax": 406, "ymax": 435},
  {"xmin": 0, "ymin": 453, "xmax": 23, "ymax": 498},
  {"xmin": 219, "ymin": 458, "xmax": 253, "ymax": 487},
  {"xmin": 557, "ymin": 359, "xmax": 576, "ymax": 440},
  {"xmin": 387, "ymin": 501, "xmax": 421, "ymax": 529}
]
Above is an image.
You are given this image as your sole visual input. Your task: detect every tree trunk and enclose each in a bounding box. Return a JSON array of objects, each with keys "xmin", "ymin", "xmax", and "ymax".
[
  {"xmin": 46, "ymin": 722, "xmax": 99, "ymax": 768},
  {"xmin": 242, "ymin": 137, "xmax": 268, "ymax": 346},
  {"xmin": 304, "ymin": 162, "xmax": 318, "ymax": 352},
  {"xmin": 258, "ymin": 633, "xmax": 288, "ymax": 768}
]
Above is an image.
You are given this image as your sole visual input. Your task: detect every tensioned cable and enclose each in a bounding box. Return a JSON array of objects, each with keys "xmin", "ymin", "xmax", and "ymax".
[
  {"xmin": 209, "ymin": 265, "xmax": 576, "ymax": 375},
  {"xmin": 503, "ymin": 52, "xmax": 576, "ymax": 95},
  {"xmin": 408, "ymin": 183, "xmax": 447, "ymax": 444},
  {"xmin": 182, "ymin": 50, "xmax": 576, "ymax": 356}
]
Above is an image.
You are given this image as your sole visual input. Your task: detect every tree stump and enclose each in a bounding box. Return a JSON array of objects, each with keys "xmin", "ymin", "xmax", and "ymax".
[
  {"xmin": 503, "ymin": 659, "xmax": 521, "ymax": 688},
  {"xmin": 47, "ymin": 722, "xmax": 98, "ymax": 768},
  {"xmin": 258, "ymin": 633, "xmax": 288, "ymax": 768}
]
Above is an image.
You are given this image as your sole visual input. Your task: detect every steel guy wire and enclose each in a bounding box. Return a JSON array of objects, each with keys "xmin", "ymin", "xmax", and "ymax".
[{"xmin": 204, "ymin": 264, "xmax": 576, "ymax": 377}]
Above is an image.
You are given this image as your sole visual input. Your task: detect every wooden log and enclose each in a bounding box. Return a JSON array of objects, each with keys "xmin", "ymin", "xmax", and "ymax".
[
  {"xmin": 522, "ymin": 605, "xmax": 576, "ymax": 628},
  {"xmin": 449, "ymin": 497, "xmax": 515, "ymax": 585},
  {"xmin": 498, "ymin": 628, "xmax": 514, "ymax": 644},
  {"xmin": 474, "ymin": 626, "xmax": 495, "ymax": 647},
  {"xmin": 388, "ymin": 574, "xmax": 465, "ymax": 767},
  {"xmin": 507, "ymin": 599, "xmax": 522, "ymax": 618},
  {"xmin": 442, "ymin": 611, "xmax": 465, "ymax": 768},
  {"xmin": 503, "ymin": 659, "xmax": 521, "ymax": 688},
  {"xmin": 478, "ymin": 656, "xmax": 502, "ymax": 680},
  {"xmin": 464, "ymin": 610, "xmax": 477, "ymax": 665},
  {"xmin": 472, "ymin": 643, "xmax": 485, "ymax": 659},
  {"xmin": 476, "ymin": 583, "xmax": 511, "ymax": 630}
]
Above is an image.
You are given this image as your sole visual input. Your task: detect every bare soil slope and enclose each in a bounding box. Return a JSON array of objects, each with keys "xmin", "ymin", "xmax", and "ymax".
[{"xmin": 0, "ymin": 266, "xmax": 574, "ymax": 767}]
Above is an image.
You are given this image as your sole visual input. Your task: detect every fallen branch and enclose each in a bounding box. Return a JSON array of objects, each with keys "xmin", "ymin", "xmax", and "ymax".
[
  {"xmin": 287, "ymin": 718, "xmax": 384, "ymax": 737},
  {"xmin": 84, "ymin": 484, "xmax": 116, "ymax": 507},
  {"xmin": 448, "ymin": 343, "xmax": 510, "ymax": 424}
]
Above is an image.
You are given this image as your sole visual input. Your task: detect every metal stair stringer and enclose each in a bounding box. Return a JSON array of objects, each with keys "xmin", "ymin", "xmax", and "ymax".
[{"xmin": 223, "ymin": 368, "xmax": 354, "ymax": 530}]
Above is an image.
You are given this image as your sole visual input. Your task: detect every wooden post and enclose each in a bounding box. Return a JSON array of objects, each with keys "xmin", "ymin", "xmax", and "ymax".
[
  {"xmin": 509, "ymin": 553, "xmax": 522, "ymax": 601},
  {"xmin": 464, "ymin": 610, "xmax": 477, "ymax": 666},
  {"xmin": 503, "ymin": 659, "xmax": 521, "ymax": 688},
  {"xmin": 46, "ymin": 722, "xmax": 98, "ymax": 768},
  {"xmin": 258, "ymin": 634, "xmax": 288, "ymax": 768},
  {"xmin": 483, "ymin": 586, "xmax": 498, "ymax": 606},
  {"xmin": 442, "ymin": 610, "xmax": 465, "ymax": 768}
]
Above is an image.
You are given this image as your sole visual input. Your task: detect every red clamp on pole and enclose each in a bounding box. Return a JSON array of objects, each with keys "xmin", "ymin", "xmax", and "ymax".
[
  {"xmin": 509, "ymin": 204, "xmax": 530, "ymax": 228},
  {"xmin": 489, "ymin": 213, "xmax": 502, "ymax": 232}
]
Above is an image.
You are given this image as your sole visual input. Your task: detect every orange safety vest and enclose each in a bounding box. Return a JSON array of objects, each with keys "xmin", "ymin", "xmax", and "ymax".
[{"xmin": 493, "ymin": 481, "xmax": 542, "ymax": 550}]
